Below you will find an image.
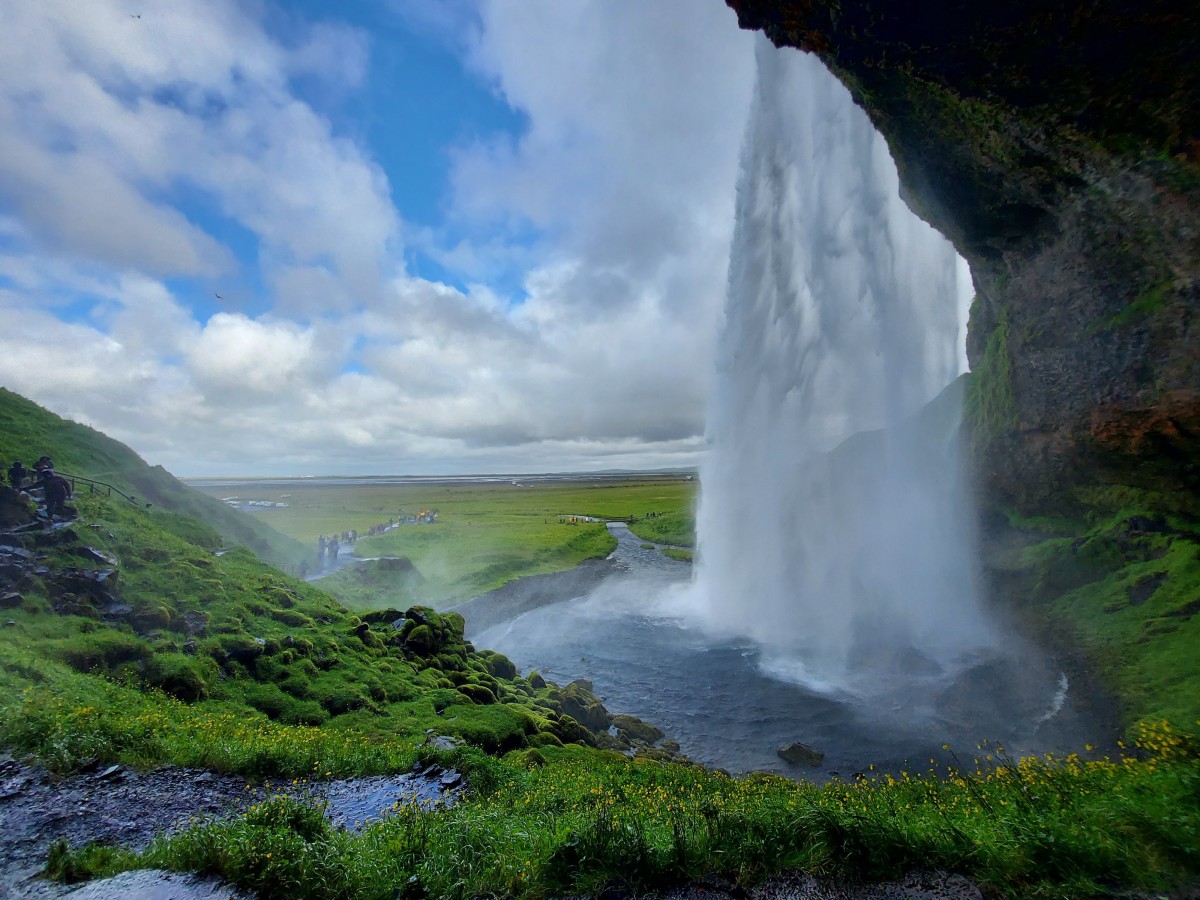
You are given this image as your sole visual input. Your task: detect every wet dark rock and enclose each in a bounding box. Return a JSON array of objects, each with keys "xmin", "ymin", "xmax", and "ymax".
[
  {"xmin": 439, "ymin": 770, "xmax": 462, "ymax": 788},
  {"xmin": 1127, "ymin": 572, "xmax": 1168, "ymax": 607},
  {"xmin": 0, "ymin": 562, "xmax": 29, "ymax": 585},
  {"xmin": 94, "ymin": 765, "xmax": 124, "ymax": 782},
  {"xmin": 592, "ymin": 732, "xmax": 632, "ymax": 753},
  {"xmin": 0, "ymin": 591, "xmax": 23, "ymax": 609},
  {"xmin": 778, "ymin": 742, "xmax": 825, "ymax": 767},
  {"xmin": 403, "ymin": 606, "xmax": 430, "ymax": 627},
  {"xmin": 662, "ymin": 868, "xmax": 982, "ymax": 899},
  {"xmin": 67, "ymin": 869, "xmax": 248, "ymax": 899},
  {"xmin": 174, "ymin": 610, "xmax": 210, "ymax": 635},
  {"xmin": 0, "ymin": 487, "xmax": 36, "ymax": 529},
  {"xmin": 53, "ymin": 599, "xmax": 100, "ymax": 619},
  {"xmin": 32, "ymin": 526, "xmax": 78, "ymax": 547},
  {"xmin": 72, "ymin": 547, "xmax": 119, "ymax": 567},
  {"xmin": 48, "ymin": 567, "xmax": 119, "ymax": 601},
  {"xmin": 3, "ymin": 619, "xmax": 15, "ymax": 627},
  {"xmin": 528, "ymin": 671, "xmax": 547, "ymax": 689}
]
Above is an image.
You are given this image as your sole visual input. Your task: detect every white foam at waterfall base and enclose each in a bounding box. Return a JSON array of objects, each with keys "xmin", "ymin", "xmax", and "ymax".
[{"xmin": 686, "ymin": 36, "xmax": 994, "ymax": 695}]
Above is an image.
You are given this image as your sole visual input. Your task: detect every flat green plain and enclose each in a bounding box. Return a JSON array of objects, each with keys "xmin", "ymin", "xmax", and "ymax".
[{"xmin": 189, "ymin": 478, "xmax": 697, "ymax": 608}]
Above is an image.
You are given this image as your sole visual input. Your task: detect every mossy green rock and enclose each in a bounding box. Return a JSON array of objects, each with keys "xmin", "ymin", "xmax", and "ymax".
[
  {"xmin": 611, "ymin": 714, "xmax": 664, "ymax": 745},
  {"xmin": 558, "ymin": 680, "xmax": 611, "ymax": 734},
  {"xmin": 458, "ymin": 683, "xmax": 498, "ymax": 705},
  {"xmin": 479, "ymin": 650, "xmax": 518, "ymax": 680}
]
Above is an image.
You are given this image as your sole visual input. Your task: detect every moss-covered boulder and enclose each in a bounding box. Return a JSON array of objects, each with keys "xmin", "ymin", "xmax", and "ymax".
[
  {"xmin": 558, "ymin": 680, "xmax": 611, "ymax": 734},
  {"xmin": 478, "ymin": 650, "xmax": 518, "ymax": 680},
  {"xmin": 611, "ymin": 714, "xmax": 664, "ymax": 745},
  {"xmin": 458, "ymin": 683, "xmax": 498, "ymax": 705}
]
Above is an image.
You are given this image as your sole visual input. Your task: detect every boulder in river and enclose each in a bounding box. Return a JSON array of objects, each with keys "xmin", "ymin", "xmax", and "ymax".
[
  {"xmin": 611, "ymin": 714, "xmax": 664, "ymax": 745},
  {"xmin": 778, "ymin": 741, "xmax": 825, "ymax": 766}
]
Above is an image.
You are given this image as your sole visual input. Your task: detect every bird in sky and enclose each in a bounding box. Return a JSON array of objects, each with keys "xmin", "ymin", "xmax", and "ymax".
[{"xmin": 214, "ymin": 293, "xmax": 223, "ymax": 299}]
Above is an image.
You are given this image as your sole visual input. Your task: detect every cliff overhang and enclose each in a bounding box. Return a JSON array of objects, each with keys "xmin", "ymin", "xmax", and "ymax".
[{"xmin": 726, "ymin": 0, "xmax": 1200, "ymax": 516}]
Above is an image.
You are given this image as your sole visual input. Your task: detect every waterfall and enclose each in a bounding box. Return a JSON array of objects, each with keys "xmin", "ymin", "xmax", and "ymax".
[{"xmin": 691, "ymin": 37, "xmax": 993, "ymax": 694}]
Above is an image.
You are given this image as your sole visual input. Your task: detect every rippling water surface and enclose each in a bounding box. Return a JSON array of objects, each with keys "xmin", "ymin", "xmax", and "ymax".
[{"xmin": 471, "ymin": 525, "xmax": 1096, "ymax": 778}]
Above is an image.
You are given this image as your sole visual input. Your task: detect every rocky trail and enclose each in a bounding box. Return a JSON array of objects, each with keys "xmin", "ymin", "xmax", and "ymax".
[{"xmin": 0, "ymin": 753, "xmax": 465, "ymax": 899}]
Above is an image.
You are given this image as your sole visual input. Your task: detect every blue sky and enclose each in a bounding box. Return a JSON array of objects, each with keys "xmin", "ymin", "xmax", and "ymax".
[{"xmin": 0, "ymin": 0, "xmax": 760, "ymax": 475}]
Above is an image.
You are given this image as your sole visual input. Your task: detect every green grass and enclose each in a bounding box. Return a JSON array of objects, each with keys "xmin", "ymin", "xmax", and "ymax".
[
  {"xmin": 627, "ymin": 510, "xmax": 695, "ymax": 547},
  {"xmin": 188, "ymin": 478, "xmax": 697, "ymax": 607},
  {"xmin": 998, "ymin": 486, "xmax": 1200, "ymax": 731},
  {"xmin": 0, "ymin": 490, "xmax": 639, "ymax": 774},
  {"xmin": 0, "ymin": 388, "xmax": 306, "ymax": 566},
  {"xmin": 46, "ymin": 723, "xmax": 1200, "ymax": 898}
]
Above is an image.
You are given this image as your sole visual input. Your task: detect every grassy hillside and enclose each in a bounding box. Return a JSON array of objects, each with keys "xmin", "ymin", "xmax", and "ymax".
[
  {"xmin": 0, "ymin": 388, "xmax": 306, "ymax": 567},
  {"xmin": 984, "ymin": 484, "xmax": 1200, "ymax": 732}
]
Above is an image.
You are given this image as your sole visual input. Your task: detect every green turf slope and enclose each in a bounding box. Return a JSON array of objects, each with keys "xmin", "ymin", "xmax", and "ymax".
[{"xmin": 0, "ymin": 387, "xmax": 306, "ymax": 566}]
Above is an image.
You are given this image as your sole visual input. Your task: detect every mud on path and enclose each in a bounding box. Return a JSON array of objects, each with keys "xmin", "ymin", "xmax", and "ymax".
[{"xmin": 0, "ymin": 754, "xmax": 464, "ymax": 899}]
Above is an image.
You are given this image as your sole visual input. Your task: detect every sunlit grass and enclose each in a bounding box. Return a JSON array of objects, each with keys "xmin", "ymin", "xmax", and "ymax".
[
  {"xmin": 47, "ymin": 722, "xmax": 1200, "ymax": 898},
  {"xmin": 190, "ymin": 479, "xmax": 696, "ymax": 547},
  {"xmin": 189, "ymin": 478, "xmax": 697, "ymax": 606},
  {"xmin": 0, "ymin": 654, "xmax": 419, "ymax": 778}
]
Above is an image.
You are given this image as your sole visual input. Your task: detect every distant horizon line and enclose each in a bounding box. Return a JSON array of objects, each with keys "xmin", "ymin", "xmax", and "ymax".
[{"xmin": 179, "ymin": 467, "xmax": 700, "ymax": 482}]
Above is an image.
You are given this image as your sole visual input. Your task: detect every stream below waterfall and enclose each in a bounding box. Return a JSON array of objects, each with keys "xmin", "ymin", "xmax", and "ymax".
[{"xmin": 467, "ymin": 523, "xmax": 1105, "ymax": 779}]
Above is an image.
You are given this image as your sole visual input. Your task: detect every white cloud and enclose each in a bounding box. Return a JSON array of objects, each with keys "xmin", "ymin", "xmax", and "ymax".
[
  {"xmin": 0, "ymin": 0, "xmax": 757, "ymax": 475},
  {"xmin": 0, "ymin": 0, "xmax": 399, "ymax": 297}
]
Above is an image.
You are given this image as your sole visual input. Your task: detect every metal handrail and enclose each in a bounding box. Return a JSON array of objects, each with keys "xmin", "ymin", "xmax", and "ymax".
[{"xmin": 53, "ymin": 471, "xmax": 144, "ymax": 506}]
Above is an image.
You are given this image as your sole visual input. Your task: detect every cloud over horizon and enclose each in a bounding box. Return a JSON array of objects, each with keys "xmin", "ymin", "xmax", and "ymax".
[{"xmin": 0, "ymin": 0, "xmax": 755, "ymax": 475}]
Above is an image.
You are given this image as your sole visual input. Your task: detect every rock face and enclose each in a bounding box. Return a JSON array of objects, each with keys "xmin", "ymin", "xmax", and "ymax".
[{"xmin": 725, "ymin": 0, "xmax": 1200, "ymax": 517}]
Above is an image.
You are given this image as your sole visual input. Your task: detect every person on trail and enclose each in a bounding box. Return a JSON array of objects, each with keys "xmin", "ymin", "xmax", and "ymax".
[
  {"xmin": 39, "ymin": 469, "xmax": 71, "ymax": 518},
  {"xmin": 8, "ymin": 461, "xmax": 27, "ymax": 490},
  {"xmin": 33, "ymin": 456, "xmax": 53, "ymax": 474}
]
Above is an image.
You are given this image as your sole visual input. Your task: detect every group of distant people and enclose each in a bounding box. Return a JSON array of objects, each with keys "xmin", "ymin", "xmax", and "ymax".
[
  {"xmin": 301, "ymin": 516, "xmax": 410, "ymax": 579},
  {"xmin": 5, "ymin": 455, "xmax": 74, "ymax": 518},
  {"xmin": 316, "ymin": 530, "xmax": 356, "ymax": 565}
]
